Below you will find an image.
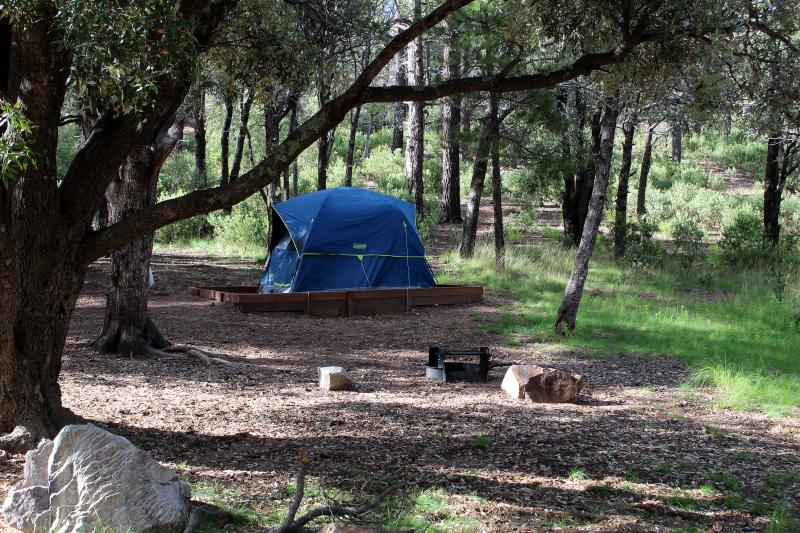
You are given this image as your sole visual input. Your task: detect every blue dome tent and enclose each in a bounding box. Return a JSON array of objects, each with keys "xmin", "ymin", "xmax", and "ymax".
[{"xmin": 258, "ymin": 187, "xmax": 436, "ymax": 293}]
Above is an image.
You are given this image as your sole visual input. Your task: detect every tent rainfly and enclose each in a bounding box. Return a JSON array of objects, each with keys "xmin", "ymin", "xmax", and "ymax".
[{"xmin": 258, "ymin": 187, "xmax": 436, "ymax": 293}]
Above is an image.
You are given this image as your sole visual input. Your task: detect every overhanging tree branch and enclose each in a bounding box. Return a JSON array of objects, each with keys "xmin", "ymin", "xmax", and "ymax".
[{"xmin": 77, "ymin": 8, "xmax": 721, "ymax": 265}]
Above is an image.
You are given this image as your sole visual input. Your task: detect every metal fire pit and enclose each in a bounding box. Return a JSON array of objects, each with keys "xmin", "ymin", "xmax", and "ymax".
[{"xmin": 426, "ymin": 346, "xmax": 490, "ymax": 383}]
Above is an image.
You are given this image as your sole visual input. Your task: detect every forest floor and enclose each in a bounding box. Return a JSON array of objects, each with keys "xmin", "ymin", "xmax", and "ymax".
[{"xmin": 1, "ymin": 176, "xmax": 799, "ymax": 532}]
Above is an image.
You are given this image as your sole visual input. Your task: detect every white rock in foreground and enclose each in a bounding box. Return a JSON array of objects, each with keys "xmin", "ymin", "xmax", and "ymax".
[
  {"xmin": 2, "ymin": 424, "xmax": 190, "ymax": 533},
  {"xmin": 319, "ymin": 366, "xmax": 355, "ymax": 391}
]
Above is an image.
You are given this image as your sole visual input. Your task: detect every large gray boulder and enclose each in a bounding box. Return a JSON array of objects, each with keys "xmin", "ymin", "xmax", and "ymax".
[{"xmin": 2, "ymin": 424, "xmax": 190, "ymax": 533}]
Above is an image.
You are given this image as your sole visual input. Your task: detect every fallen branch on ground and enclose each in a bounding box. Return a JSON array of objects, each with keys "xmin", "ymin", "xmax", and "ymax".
[
  {"xmin": 268, "ymin": 458, "xmax": 409, "ymax": 533},
  {"xmin": 149, "ymin": 345, "xmax": 231, "ymax": 365}
]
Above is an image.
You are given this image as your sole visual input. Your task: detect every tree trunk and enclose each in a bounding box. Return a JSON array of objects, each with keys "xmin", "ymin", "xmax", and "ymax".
[
  {"xmin": 764, "ymin": 132, "xmax": 783, "ymax": 245},
  {"xmin": 459, "ymin": 101, "xmax": 493, "ymax": 258},
  {"xmin": 344, "ymin": 106, "xmax": 362, "ymax": 187},
  {"xmin": 192, "ymin": 91, "xmax": 207, "ymax": 186},
  {"xmin": 614, "ymin": 116, "xmax": 636, "ymax": 257},
  {"xmin": 490, "ymin": 94, "xmax": 504, "ymax": 268},
  {"xmin": 461, "ymin": 97, "xmax": 472, "ymax": 160},
  {"xmin": 557, "ymin": 87, "xmax": 575, "ymax": 240},
  {"xmin": 390, "ymin": 20, "xmax": 408, "ymax": 153},
  {"xmin": 219, "ymin": 96, "xmax": 234, "ymax": 187},
  {"xmin": 317, "ymin": 79, "xmax": 333, "ymax": 190},
  {"xmin": 671, "ymin": 119, "xmax": 682, "ymax": 163},
  {"xmin": 0, "ymin": 17, "xmax": 81, "ymax": 448},
  {"xmin": 363, "ymin": 112, "xmax": 373, "ymax": 159},
  {"xmin": 229, "ymin": 93, "xmax": 253, "ymax": 183},
  {"xmin": 405, "ymin": 2, "xmax": 425, "ymax": 217},
  {"xmin": 637, "ymin": 123, "xmax": 654, "ymax": 216},
  {"xmin": 94, "ymin": 117, "xmax": 182, "ymax": 356},
  {"xmin": 288, "ymin": 99, "xmax": 299, "ymax": 197},
  {"xmin": 555, "ymin": 103, "xmax": 618, "ymax": 333},
  {"xmin": 572, "ymin": 109, "xmax": 601, "ymax": 245},
  {"xmin": 441, "ymin": 24, "xmax": 462, "ymax": 223}
]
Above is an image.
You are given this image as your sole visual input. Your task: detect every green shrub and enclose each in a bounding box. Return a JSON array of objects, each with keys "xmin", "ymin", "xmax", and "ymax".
[
  {"xmin": 625, "ymin": 217, "xmax": 666, "ymax": 268},
  {"xmin": 712, "ymin": 139, "xmax": 766, "ymax": 177},
  {"xmin": 719, "ymin": 206, "xmax": 766, "ymax": 265},
  {"xmin": 670, "ymin": 217, "xmax": 706, "ymax": 270},
  {"xmin": 208, "ymin": 197, "xmax": 269, "ymax": 251},
  {"xmin": 358, "ymin": 146, "xmax": 408, "ymax": 199}
]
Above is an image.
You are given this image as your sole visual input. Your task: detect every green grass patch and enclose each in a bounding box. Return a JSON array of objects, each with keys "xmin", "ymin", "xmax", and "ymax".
[
  {"xmin": 568, "ymin": 467, "xmax": 589, "ymax": 481},
  {"xmin": 439, "ymin": 242, "xmax": 800, "ymax": 414},
  {"xmin": 375, "ymin": 487, "xmax": 483, "ymax": 532},
  {"xmin": 472, "ymin": 434, "xmax": 493, "ymax": 451}
]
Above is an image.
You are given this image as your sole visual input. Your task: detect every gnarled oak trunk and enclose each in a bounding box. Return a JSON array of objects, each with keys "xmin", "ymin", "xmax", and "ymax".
[
  {"xmin": 459, "ymin": 100, "xmax": 493, "ymax": 258},
  {"xmin": 94, "ymin": 122, "xmax": 181, "ymax": 356}
]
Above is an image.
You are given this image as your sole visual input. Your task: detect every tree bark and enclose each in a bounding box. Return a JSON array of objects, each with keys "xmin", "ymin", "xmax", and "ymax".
[
  {"xmin": 441, "ymin": 24, "xmax": 462, "ymax": 223},
  {"xmin": 391, "ymin": 19, "xmax": 408, "ymax": 153},
  {"xmin": 288, "ymin": 99, "xmax": 299, "ymax": 197},
  {"xmin": 363, "ymin": 110, "xmax": 373, "ymax": 159},
  {"xmin": 94, "ymin": 116, "xmax": 183, "ymax": 355},
  {"xmin": 219, "ymin": 96, "xmax": 235, "ymax": 187},
  {"xmin": 671, "ymin": 119, "xmax": 682, "ymax": 163},
  {"xmin": 405, "ymin": 0, "xmax": 425, "ymax": 217},
  {"xmin": 614, "ymin": 116, "xmax": 636, "ymax": 257},
  {"xmin": 459, "ymin": 100, "xmax": 493, "ymax": 258},
  {"xmin": 489, "ymin": 94, "xmax": 504, "ymax": 268},
  {"xmin": 229, "ymin": 93, "xmax": 254, "ymax": 183},
  {"xmin": 572, "ymin": 108, "xmax": 601, "ymax": 245},
  {"xmin": 557, "ymin": 87, "xmax": 575, "ymax": 240},
  {"xmin": 0, "ymin": 14, "xmax": 81, "ymax": 447},
  {"xmin": 317, "ymin": 78, "xmax": 333, "ymax": 190},
  {"xmin": 191, "ymin": 91, "xmax": 207, "ymax": 186},
  {"xmin": 637, "ymin": 123, "xmax": 654, "ymax": 216},
  {"xmin": 554, "ymin": 103, "xmax": 618, "ymax": 334},
  {"xmin": 764, "ymin": 132, "xmax": 783, "ymax": 244},
  {"xmin": 344, "ymin": 106, "xmax": 361, "ymax": 187}
]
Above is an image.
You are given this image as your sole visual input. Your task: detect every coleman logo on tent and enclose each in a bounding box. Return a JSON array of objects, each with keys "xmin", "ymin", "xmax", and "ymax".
[{"xmin": 352, "ymin": 243, "xmax": 367, "ymax": 250}]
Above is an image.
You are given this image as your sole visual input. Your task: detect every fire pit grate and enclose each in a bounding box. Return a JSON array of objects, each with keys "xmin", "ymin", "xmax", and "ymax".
[{"xmin": 426, "ymin": 346, "xmax": 490, "ymax": 383}]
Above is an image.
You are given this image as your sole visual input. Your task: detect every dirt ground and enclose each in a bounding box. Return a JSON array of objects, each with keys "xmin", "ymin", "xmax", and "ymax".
[{"xmin": 1, "ymin": 194, "xmax": 798, "ymax": 532}]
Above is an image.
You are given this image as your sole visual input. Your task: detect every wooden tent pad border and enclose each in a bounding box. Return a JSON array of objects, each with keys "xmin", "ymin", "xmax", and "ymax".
[{"xmin": 190, "ymin": 285, "xmax": 483, "ymax": 317}]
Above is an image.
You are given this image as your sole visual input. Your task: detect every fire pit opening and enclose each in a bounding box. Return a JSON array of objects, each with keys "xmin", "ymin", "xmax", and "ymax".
[{"xmin": 426, "ymin": 346, "xmax": 490, "ymax": 383}]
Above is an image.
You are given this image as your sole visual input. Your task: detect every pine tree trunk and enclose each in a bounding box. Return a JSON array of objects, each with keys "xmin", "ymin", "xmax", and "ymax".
[
  {"xmin": 671, "ymin": 120, "xmax": 682, "ymax": 163},
  {"xmin": 614, "ymin": 117, "xmax": 636, "ymax": 257},
  {"xmin": 344, "ymin": 106, "xmax": 361, "ymax": 187},
  {"xmin": 404, "ymin": 3, "xmax": 425, "ymax": 217},
  {"xmin": 637, "ymin": 124, "xmax": 654, "ymax": 216},
  {"xmin": 219, "ymin": 97, "xmax": 234, "ymax": 187},
  {"xmin": 459, "ymin": 101, "xmax": 493, "ymax": 258},
  {"xmin": 192, "ymin": 91, "xmax": 207, "ymax": 186},
  {"xmin": 764, "ymin": 132, "xmax": 783, "ymax": 245},
  {"xmin": 229, "ymin": 93, "xmax": 253, "ymax": 183},
  {"xmin": 317, "ymin": 78, "xmax": 334, "ymax": 190},
  {"xmin": 555, "ymin": 103, "xmax": 618, "ymax": 334},
  {"xmin": 572, "ymin": 109, "xmax": 601, "ymax": 245},
  {"xmin": 441, "ymin": 25, "xmax": 462, "ymax": 223},
  {"xmin": 288, "ymin": 100, "xmax": 299, "ymax": 197},
  {"xmin": 363, "ymin": 111, "xmax": 373, "ymax": 159},
  {"xmin": 490, "ymin": 94, "xmax": 504, "ymax": 268},
  {"xmin": 390, "ymin": 21, "xmax": 408, "ymax": 153},
  {"xmin": 557, "ymin": 88, "xmax": 576, "ymax": 240}
]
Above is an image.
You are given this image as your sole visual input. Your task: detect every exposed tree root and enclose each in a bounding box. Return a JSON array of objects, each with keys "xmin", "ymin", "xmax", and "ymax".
[
  {"xmin": 269, "ymin": 459, "xmax": 408, "ymax": 533},
  {"xmin": 0, "ymin": 425, "xmax": 37, "ymax": 454},
  {"xmin": 182, "ymin": 500, "xmax": 233, "ymax": 533}
]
